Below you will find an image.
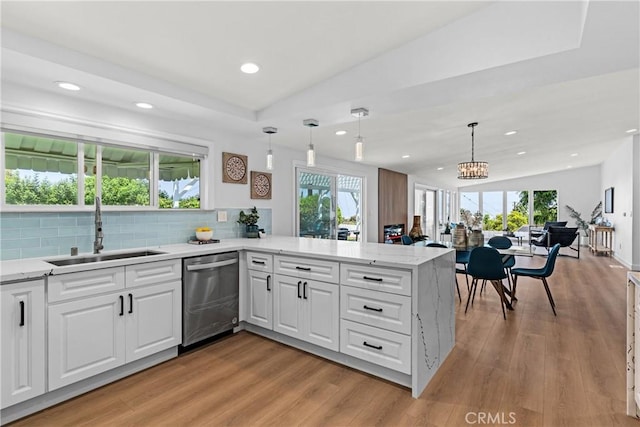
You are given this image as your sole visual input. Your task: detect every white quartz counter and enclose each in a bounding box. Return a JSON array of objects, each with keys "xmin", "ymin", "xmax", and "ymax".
[{"xmin": 0, "ymin": 236, "xmax": 452, "ymax": 283}]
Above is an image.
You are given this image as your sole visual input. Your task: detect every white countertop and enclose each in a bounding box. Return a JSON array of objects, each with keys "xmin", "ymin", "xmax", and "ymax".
[{"xmin": 0, "ymin": 236, "xmax": 452, "ymax": 283}]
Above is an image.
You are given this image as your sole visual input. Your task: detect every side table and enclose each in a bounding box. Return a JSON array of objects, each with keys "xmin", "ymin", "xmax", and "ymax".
[{"xmin": 588, "ymin": 225, "xmax": 614, "ymax": 256}]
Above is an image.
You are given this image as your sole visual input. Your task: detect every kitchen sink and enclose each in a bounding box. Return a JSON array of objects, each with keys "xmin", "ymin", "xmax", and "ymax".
[{"xmin": 46, "ymin": 250, "xmax": 166, "ymax": 266}]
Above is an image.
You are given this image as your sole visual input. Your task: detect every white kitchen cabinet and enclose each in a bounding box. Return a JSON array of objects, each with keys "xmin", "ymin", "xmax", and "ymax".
[
  {"xmin": 126, "ymin": 281, "xmax": 181, "ymax": 362},
  {"xmin": 246, "ymin": 270, "xmax": 273, "ymax": 329},
  {"xmin": 1, "ymin": 280, "xmax": 45, "ymax": 408},
  {"xmin": 274, "ymin": 255, "xmax": 339, "ymax": 284},
  {"xmin": 48, "ymin": 262, "xmax": 181, "ymax": 391},
  {"xmin": 273, "ymin": 275, "xmax": 339, "ymax": 351},
  {"xmin": 48, "ymin": 292, "xmax": 126, "ymax": 390}
]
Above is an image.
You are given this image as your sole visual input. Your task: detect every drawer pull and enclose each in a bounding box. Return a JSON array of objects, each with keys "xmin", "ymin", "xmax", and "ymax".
[
  {"xmin": 297, "ymin": 281, "xmax": 302, "ymax": 299},
  {"xmin": 363, "ymin": 276, "xmax": 383, "ymax": 282},
  {"xmin": 363, "ymin": 305, "xmax": 383, "ymax": 312},
  {"xmin": 266, "ymin": 275, "xmax": 271, "ymax": 292},
  {"xmin": 363, "ymin": 341, "xmax": 383, "ymax": 350},
  {"xmin": 119, "ymin": 295, "xmax": 124, "ymax": 316},
  {"xmin": 303, "ymin": 281, "xmax": 308, "ymax": 299},
  {"xmin": 19, "ymin": 301, "xmax": 25, "ymax": 327},
  {"xmin": 295, "ymin": 266, "xmax": 311, "ymax": 271},
  {"xmin": 252, "ymin": 260, "xmax": 266, "ymax": 265}
]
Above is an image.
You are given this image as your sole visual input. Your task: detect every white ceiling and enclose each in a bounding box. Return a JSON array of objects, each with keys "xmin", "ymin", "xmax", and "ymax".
[{"xmin": 1, "ymin": 1, "xmax": 638, "ymax": 188}]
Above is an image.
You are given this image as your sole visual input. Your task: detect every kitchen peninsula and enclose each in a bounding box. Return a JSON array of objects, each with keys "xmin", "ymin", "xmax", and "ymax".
[{"xmin": 0, "ymin": 236, "xmax": 455, "ymax": 424}]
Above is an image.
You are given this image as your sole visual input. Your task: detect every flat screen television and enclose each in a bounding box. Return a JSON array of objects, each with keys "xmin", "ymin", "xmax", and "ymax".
[{"xmin": 604, "ymin": 187, "xmax": 614, "ymax": 213}]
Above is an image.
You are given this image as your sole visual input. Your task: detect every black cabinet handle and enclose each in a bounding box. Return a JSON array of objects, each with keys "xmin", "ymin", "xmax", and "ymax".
[
  {"xmin": 363, "ymin": 276, "xmax": 383, "ymax": 282},
  {"xmin": 266, "ymin": 275, "xmax": 271, "ymax": 292},
  {"xmin": 119, "ymin": 295, "xmax": 124, "ymax": 316},
  {"xmin": 363, "ymin": 305, "xmax": 383, "ymax": 312},
  {"xmin": 252, "ymin": 260, "xmax": 266, "ymax": 265},
  {"xmin": 295, "ymin": 266, "xmax": 311, "ymax": 271},
  {"xmin": 303, "ymin": 282, "xmax": 308, "ymax": 299},
  {"xmin": 363, "ymin": 341, "xmax": 383, "ymax": 350},
  {"xmin": 19, "ymin": 301, "xmax": 25, "ymax": 327},
  {"xmin": 128, "ymin": 293, "xmax": 133, "ymax": 314},
  {"xmin": 297, "ymin": 281, "xmax": 302, "ymax": 298}
]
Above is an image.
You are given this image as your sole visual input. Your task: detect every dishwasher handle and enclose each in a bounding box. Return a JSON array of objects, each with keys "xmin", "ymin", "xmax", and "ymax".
[{"xmin": 186, "ymin": 258, "xmax": 238, "ymax": 271}]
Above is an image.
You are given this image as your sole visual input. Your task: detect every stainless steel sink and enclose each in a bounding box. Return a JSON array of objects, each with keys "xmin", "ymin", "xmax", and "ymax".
[{"xmin": 46, "ymin": 250, "xmax": 166, "ymax": 266}]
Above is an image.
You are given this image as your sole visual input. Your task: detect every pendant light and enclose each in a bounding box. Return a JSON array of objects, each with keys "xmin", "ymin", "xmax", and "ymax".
[
  {"xmin": 263, "ymin": 126, "xmax": 277, "ymax": 170},
  {"xmin": 303, "ymin": 118, "xmax": 319, "ymax": 167},
  {"xmin": 457, "ymin": 122, "xmax": 488, "ymax": 179},
  {"xmin": 351, "ymin": 107, "xmax": 368, "ymax": 162}
]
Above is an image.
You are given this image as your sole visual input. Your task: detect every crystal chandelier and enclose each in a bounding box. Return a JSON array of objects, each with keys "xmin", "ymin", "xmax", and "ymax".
[{"xmin": 458, "ymin": 122, "xmax": 488, "ymax": 179}]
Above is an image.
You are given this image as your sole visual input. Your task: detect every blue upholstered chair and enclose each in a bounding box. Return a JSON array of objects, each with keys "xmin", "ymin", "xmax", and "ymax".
[
  {"xmin": 487, "ymin": 236, "xmax": 516, "ymax": 292},
  {"xmin": 466, "ymin": 246, "xmax": 510, "ymax": 319},
  {"xmin": 401, "ymin": 235, "xmax": 413, "ymax": 245},
  {"xmin": 455, "ymin": 250, "xmax": 471, "ymax": 294},
  {"xmin": 511, "ymin": 243, "xmax": 561, "ymax": 316},
  {"xmin": 427, "ymin": 242, "xmax": 461, "ymax": 302}
]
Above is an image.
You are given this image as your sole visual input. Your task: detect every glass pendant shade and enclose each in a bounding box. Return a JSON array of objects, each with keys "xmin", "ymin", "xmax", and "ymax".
[
  {"xmin": 307, "ymin": 144, "xmax": 316, "ymax": 167},
  {"xmin": 354, "ymin": 136, "xmax": 364, "ymax": 162},
  {"xmin": 266, "ymin": 149, "xmax": 273, "ymax": 170}
]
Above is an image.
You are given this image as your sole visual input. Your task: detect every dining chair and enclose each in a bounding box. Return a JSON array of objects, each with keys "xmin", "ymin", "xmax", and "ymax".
[
  {"xmin": 455, "ymin": 250, "xmax": 471, "ymax": 294},
  {"xmin": 511, "ymin": 243, "xmax": 561, "ymax": 315},
  {"xmin": 487, "ymin": 236, "xmax": 516, "ymax": 292},
  {"xmin": 427, "ymin": 242, "xmax": 461, "ymax": 302},
  {"xmin": 465, "ymin": 246, "xmax": 509, "ymax": 319},
  {"xmin": 401, "ymin": 235, "xmax": 413, "ymax": 245}
]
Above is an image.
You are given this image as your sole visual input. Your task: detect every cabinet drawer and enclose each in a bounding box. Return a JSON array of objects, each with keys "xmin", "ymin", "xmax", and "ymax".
[
  {"xmin": 48, "ymin": 267, "xmax": 125, "ymax": 303},
  {"xmin": 340, "ymin": 319, "xmax": 411, "ymax": 374},
  {"xmin": 340, "ymin": 286, "xmax": 411, "ymax": 335},
  {"xmin": 247, "ymin": 252, "xmax": 273, "ymax": 272},
  {"xmin": 126, "ymin": 259, "xmax": 181, "ymax": 288},
  {"xmin": 274, "ymin": 255, "xmax": 339, "ymax": 284},
  {"xmin": 340, "ymin": 264, "xmax": 411, "ymax": 296}
]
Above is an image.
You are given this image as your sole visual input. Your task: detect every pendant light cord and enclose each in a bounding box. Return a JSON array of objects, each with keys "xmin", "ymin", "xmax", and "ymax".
[{"xmin": 471, "ymin": 125, "xmax": 475, "ymax": 162}]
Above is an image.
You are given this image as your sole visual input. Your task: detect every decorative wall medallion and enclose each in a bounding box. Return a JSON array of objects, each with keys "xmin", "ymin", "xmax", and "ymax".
[
  {"xmin": 222, "ymin": 152, "xmax": 248, "ymax": 184},
  {"xmin": 250, "ymin": 171, "xmax": 272, "ymax": 199}
]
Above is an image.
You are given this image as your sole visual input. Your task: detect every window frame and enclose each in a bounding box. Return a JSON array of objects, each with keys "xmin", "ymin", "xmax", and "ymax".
[{"xmin": 1, "ymin": 128, "xmax": 207, "ymax": 212}]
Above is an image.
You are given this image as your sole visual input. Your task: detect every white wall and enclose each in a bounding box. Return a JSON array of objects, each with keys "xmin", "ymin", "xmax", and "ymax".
[{"xmin": 601, "ymin": 136, "xmax": 636, "ymax": 268}]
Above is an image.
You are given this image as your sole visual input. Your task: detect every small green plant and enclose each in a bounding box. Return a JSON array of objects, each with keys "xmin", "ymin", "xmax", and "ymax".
[
  {"xmin": 565, "ymin": 202, "xmax": 602, "ymax": 236},
  {"xmin": 237, "ymin": 206, "xmax": 259, "ymax": 225}
]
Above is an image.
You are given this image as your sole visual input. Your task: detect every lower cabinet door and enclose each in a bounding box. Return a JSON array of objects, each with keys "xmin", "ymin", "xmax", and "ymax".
[
  {"xmin": 1, "ymin": 280, "xmax": 45, "ymax": 408},
  {"xmin": 304, "ymin": 280, "xmax": 339, "ymax": 351},
  {"xmin": 273, "ymin": 275, "xmax": 304, "ymax": 340},
  {"xmin": 247, "ymin": 270, "xmax": 273, "ymax": 329},
  {"xmin": 48, "ymin": 293, "xmax": 126, "ymax": 391},
  {"xmin": 126, "ymin": 281, "xmax": 181, "ymax": 362},
  {"xmin": 340, "ymin": 319, "xmax": 411, "ymax": 374}
]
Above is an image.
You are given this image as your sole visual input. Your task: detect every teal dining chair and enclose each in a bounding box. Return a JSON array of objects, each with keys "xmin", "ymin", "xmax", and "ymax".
[
  {"xmin": 487, "ymin": 236, "xmax": 516, "ymax": 292},
  {"xmin": 465, "ymin": 246, "xmax": 510, "ymax": 319},
  {"xmin": 511, "ymin": 243, "xmax": 561, "ymax": 315},
  {"xmin": 401, "ymin": 235, "xmax": 413, "ymax": 245}
]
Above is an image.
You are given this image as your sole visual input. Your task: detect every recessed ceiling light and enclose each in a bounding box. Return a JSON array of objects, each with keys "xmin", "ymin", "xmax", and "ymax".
[
  {"xmin": 55, "ymin": 81, "xmax": 81, "ymax": 91},
  {"xmin": 240, "ymin": 63, "xmax": 259, "ymax": 74},
  {"xmin": 402, "ymin": 155, "xmax": 410, "ymax": 159},
  {"xmin": 570, "ymin": 153, "xmax": 578, "ymax": 157},
  {"xmin": 437, "ymin": 167, "xmax": 444, "ymax": 171},
  {"xmin": 626, "ymin": 128, "xmax": 638, "ymax": 133},
  {"xmin": 135, "ymin": 102, "xmax": 153, "ymax": 109},
  {"xmin": 517, "ymin": 151, "xmax": 526, "ymax": 155},
  {"xmin": 504, "ymin": 130, "xmax": 517, "ymax": 136},
  {"xmin": 335, "ymin": 130, "xmax": 347, "ymax": 136}
]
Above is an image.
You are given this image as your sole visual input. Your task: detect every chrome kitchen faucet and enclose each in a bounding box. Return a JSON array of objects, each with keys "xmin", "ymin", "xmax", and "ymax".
[{"xmin": 94, "ymin": 196, "xmax": 104, "ymax": 254}]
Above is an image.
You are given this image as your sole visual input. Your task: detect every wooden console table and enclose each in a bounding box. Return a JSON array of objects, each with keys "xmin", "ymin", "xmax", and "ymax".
[{"xmin": 588, "ymin": 225, "xmax": 614, "ymax": 256}]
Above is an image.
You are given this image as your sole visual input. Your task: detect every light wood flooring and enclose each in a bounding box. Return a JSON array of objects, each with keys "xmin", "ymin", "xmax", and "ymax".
[{"xmin": 10, "ymin": 248, "xmax": 639, "ymax": 426}]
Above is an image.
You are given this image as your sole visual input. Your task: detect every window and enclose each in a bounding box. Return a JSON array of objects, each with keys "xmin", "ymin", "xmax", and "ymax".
[
  {"xmin": 2, "ymin": 131, "xmax": 203, "ymax": 209},
  {"xmin": 506, "ymin": 191, "xmax": 528, "ymax": 232},
  {"xmin": 482, "ymin": 191, "xmax": 503, "ymax": 232},
  {"xmin": 296, "ymin": 168, "xmax": 363, "ymax": 241},
  {"xmin": 532, "ymin": 190, "xmax": 558, "ymax": 225},
  {"xmin": 4, "ymin": 133, "xmax": 78, "ymax": 205},
  {"xmin": 158, "ymin": 154, "xmax": 200, "ymax": 209}
]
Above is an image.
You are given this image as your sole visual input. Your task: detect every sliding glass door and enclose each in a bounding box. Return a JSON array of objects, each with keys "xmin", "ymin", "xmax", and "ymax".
[{"xmin": 296, "ymin": 168, "xmax": 363, "ymax": 240}]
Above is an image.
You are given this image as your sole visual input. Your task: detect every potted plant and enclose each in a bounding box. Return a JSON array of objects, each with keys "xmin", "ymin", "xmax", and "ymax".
[
  {"xmin": 565, "ymin": 202, "xmax": 602, "ymax": 246},
  {"xmin": 238, "ymin": 206, "xmax": 260, "ymax": 238}
]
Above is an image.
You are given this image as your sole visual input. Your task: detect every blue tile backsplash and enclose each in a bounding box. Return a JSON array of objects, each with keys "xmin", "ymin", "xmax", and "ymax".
[{"xmin": 0, "ymin": 208, "xmax": 272, "ymax": 260}]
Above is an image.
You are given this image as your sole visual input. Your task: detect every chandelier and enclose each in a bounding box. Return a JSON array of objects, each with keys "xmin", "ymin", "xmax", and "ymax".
[{"xmin": 458, "ymin": 122, "xmax": 488, "ymax": 179}]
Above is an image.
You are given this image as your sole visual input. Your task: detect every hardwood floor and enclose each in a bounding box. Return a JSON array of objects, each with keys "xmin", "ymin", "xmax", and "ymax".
[{"xmin": 10, "ymin": 249, "xmax": 638, "ymax": 426}]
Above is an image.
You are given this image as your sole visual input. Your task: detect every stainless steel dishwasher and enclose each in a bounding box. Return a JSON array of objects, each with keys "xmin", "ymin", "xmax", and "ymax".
[{"xmin": 182, "ymin": 251, "xmax": 239, "ymax": 348}]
